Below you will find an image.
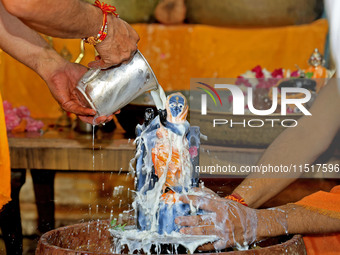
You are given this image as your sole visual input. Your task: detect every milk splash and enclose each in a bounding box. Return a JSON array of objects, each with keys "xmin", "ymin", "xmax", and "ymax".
[
  {"xmin": 150, "ymin": 85, "xmax": 167, "ymax": 110},
  {"xmin": 110, "ymin": 87, "xmax": 218, "ymax": 254}
]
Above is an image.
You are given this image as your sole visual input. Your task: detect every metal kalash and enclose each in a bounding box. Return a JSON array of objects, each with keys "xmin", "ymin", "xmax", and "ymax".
[
  {"xmin": 134, "ymin": 93, "xmax": 200, "ymax": 234},
  {"xmin": 76, "ymin": 50, "xmax": 159, "ymax": 118}
]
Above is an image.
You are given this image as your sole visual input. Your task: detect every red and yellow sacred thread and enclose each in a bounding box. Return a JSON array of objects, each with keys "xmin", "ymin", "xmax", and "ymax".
[
  {"xmin": 225, "ymin": 193, "xmax": 248, "ymax": 206},
  {"xmin": 83, "ymin": 1, "xmax": 118, "ymax": 46}
]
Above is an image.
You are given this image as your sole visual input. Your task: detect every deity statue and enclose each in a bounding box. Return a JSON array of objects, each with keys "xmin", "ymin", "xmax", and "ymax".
[
  {"xmin": 133, "ymin": 92, "xmax": 200, "ymax": 234},
  {"xmin": 305, "ymin": 48, "xmax": 328, "ymax": 92}
]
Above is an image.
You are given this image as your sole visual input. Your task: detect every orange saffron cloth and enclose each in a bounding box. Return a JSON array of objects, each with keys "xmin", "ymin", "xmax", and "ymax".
[
  {"xmin": 295, "ymin": 186, "xmax": 340, "ymax": 255},
  {"xmin": 0, "ymin": 92, "xmax": 11, "ymax": 210}
]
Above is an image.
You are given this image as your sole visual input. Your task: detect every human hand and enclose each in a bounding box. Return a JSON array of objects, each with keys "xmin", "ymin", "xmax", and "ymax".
[
  {"xmin": 43, "ymin": 59, "xmax": 113, "ymax": 124},
  {"xmin": 190, "ymin": 187, "xmax": 222, "ymax": 200},
  {"xmin": 176, "ymin": 195, "xmax": 257, "ymax": 251},
  {"xmin": 89, "ymin": 16, "xmax": 139, "ymax": 69},
  {"xmin": 175, "ymin": 195, "xmax": 287, "ymax": 251}
]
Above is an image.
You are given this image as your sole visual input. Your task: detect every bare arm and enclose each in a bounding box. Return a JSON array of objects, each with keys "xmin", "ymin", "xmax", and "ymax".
[
  {"xmin": 1, "ymin": 0, "xmax": 139, "ymax": 68},
  {"xmin": 2, "ymin": 0, "xmax": 101, "ymax": 38},
  {"xmin": 0, "ymin": 1, "xmax": 112, "ymax": 123},
  {"xmin": 233, "ymin": 81, "xmax": 340, "ymax": 208},
  {"xmin": 258, "ymin": 204, "xmax": 340, "ymax": 239},
  {"xmin": 177, "ymin": 195, "xmax": 340, "ymax": 250},
  {"xmin": 0, "ymin": 0, "xmax": 59, "ymax": 78}
]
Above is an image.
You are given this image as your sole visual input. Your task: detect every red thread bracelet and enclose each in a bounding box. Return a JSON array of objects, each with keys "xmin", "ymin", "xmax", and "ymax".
[
  {"xmin": 83, "ymin": 0, "xmax": 118, "ymax": 45},
  {"xmin": 225, "ymin": 193, "xmax": 248, "ymax": 206}
]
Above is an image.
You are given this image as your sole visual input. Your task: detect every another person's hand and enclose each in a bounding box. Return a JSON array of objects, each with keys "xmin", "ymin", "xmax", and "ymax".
[
  {"xmin": 42, "ymin": 57, "xmax": 113, "ymax": 124},
  {"xmin": 89, "ymin": 17, "xmax": 139, "ymax": 69},
  {"xmin": 190, "ymin": 187, "xmax": 222, "ymax": 200},
  {"xmin": 175, "ymin": 195, "xmax": 287, "ymax": 251}
]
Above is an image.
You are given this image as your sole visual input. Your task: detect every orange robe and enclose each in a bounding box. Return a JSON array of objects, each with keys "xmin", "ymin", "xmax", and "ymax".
[
  {"xmin": 152, "ymin": 128, "xmax": 182, "ymax": 189},
  {"xmin": 0, "ymin": 92, "xmax": 11, "ymax": 209},
  {"xmin": 295, "ymin": 186, "xmax": 340, "ymax": 255}
]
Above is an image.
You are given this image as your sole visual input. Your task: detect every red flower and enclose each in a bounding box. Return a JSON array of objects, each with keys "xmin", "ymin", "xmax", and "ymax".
[
  {"xmin": 3, "ymin": 101, "xmax": 12, "ymax": 112},
  {"xmin": 3, "ymin": 101, "xmax": 43, "ymax": 132},
  {"xmin": 271, "ymin": 68, "xmax": 283, "ymax": 79},
  {"xmin": 4, "ymin": 112, "xmax": 20, "ymax": 131},
  {"xmin": 25, "ymin": 117, "xmax": 44, "ymax": 132},
  {"xmin": 251, "ymin": 65, "xmax": 264, "ymax": 78},
  {"xmin": 291, "ymin": 70, "xmax": 299, "ymax": 77},
  {"xmin": 14, "ymin": 106, "xmax": 30, "ymax": 118}
]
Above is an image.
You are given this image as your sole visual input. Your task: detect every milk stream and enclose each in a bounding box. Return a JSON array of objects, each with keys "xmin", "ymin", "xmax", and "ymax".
[
  {"xmin": 150, "ymin": 84, "xmax": 167, "ymax": 110},
  {"xmin": 92, "ymin": 125, "xmax": 95, "ymax": 170},
  {"xmin": 110, "ymin": 84, "xmax": 218, "ymax": 254}
]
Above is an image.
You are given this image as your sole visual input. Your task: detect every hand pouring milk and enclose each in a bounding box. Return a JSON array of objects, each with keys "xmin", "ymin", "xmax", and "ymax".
[{"xmin": 77, "ymin": 50, "xmax": 166, "ymax": 119}]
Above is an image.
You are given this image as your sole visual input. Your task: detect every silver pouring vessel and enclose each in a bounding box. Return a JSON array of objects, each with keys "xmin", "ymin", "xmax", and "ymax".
[{"xmin": 77, "ymin": 50, "xmax": 159, "ymax": 117}]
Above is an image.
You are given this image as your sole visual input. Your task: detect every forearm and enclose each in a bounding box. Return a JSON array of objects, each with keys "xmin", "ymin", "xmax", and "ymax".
[
  {"xmin": 234, "ymin": 178, "xmax": 296, "ymax": 209},
  {"xmin": 257, "ymin": 204, "xmax": 340, "ymax": 239},
  {"xmin": 234, "ymin": 82, "xmax": 340, "ymax": 208},
  {"xmin": 234, "ymin": 118, "xmax": 322, "ymax": 208},
  {"xmin": 0, "ymin": 1, "xmax": 66, "ymax": 81},
  {"xmin": 1, "ymin": 0, "xmax": 102, "ymax": 39}
]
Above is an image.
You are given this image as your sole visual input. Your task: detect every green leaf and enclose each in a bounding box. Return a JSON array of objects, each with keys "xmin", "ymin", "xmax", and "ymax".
[
  {"xmin": 111, "ymin": 218, "xmax": 117, "ymax": 227},
  {"xmin": 113, "ymin": 223, "xmax": 127, "ymax": 231},
  {"xmin": 305, "ymin": 72, "xmax": 314, "ymax": 79}
]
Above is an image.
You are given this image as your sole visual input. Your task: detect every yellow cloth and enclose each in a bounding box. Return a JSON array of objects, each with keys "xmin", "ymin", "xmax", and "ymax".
[
  {"xmin": 295, "ymin": 186, "xmax": 340, "ymax": 255},
  {"xmin": 0, "ymin": 92, "xmax": 11, "ymax": 210},
  {"xmin": 0, "ymin": 19, "xmax": 328, "ymax": 118}
]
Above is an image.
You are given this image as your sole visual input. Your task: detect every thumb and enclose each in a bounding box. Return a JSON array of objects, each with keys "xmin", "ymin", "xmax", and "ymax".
[{"xmin": 88, "ymin": 59, "xmax": 111, "ymax": 69}]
